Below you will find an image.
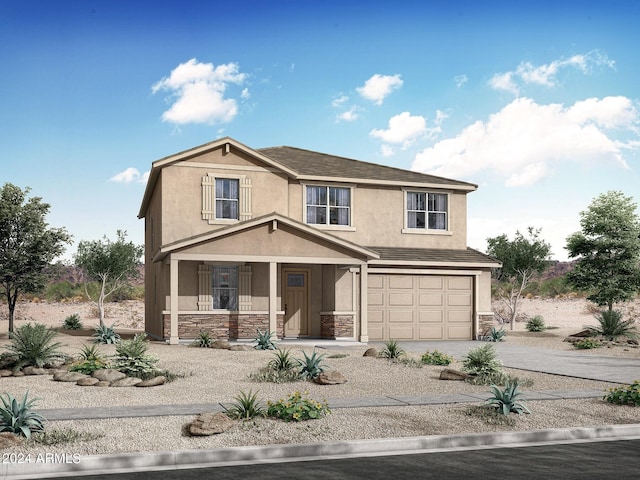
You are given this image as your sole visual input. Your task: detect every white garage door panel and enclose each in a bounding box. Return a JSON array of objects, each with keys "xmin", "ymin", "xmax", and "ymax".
[{"xmin": 368, "ymin": 274, "xmax": 473, "ymax": 341}]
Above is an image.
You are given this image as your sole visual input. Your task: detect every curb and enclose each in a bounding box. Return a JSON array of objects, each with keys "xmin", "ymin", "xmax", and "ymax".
[{"xmin": 4, "ymin": 424, "xmax": 640, "ymax": 479}]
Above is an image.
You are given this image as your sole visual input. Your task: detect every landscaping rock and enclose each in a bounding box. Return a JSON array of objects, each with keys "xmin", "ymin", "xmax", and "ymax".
[
  {"xmin": 23, "ymin": 366, "xmax": 50, "ymax": 375},
  {"xmin": 211, "ymin": 340, "xmax": 231, "ymax": 350},
  {"xmin": 439, "ymin": 369, "xmax": 473, "ymax": 381},
  {"xmin": 136, "ymin": 376, "xmax": 166, "ymax": 387},
  {"xmin": 567, "ymin": 329, "xmax": 593, "ymax": 339},
  {"xmin": 188, "ymin": 412, "xmax": 235, "ymax": 436},
  {"xmin": 77, "ymin": 377, "xmax": 100, "ymax": 386},
  {"xmin": 92, "ymin": 369, "xmax": 126, "ymax": 382},
  {"xmin": 111, "ymin": 377, "xmax": 143, "ymax": 387},
  {"xmin": 53, "ymin": 371, "xmax": 89, "ymax": 382},
  {"xmin": 0, "ymin": 369, "xmax": 12, "ymax": 377},
  {"xmin": 0, "ymin": 432, "xmax": 24, "ymax": 449},
  {"xmin": 95, "ymin": 381, "xmax": 111, "ymax": 387},
  {"xmin": 363, "ymin": 347, "xmax": 378, "ymax": 357},
  {"xmin": 229, "ymin": 345, "xmax": 253, "ymax": 351},
  {"xmin": 11, "ymin": 371, "xmax": 25, "ymax": 377},
  {"xmin": 314, "ymin": 370, "xmax": 347, "ymax": 385}
]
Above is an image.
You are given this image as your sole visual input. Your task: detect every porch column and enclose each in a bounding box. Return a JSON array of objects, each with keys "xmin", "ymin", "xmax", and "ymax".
[
  {"xmin": 269, "ymin": 261, "xmax": 278, "ymax": 338},
  {"xmin": 359, "ymin": 263, "xmax": 368, "ymax": 342},
  {"xmin": 169, "ymin": 257, "xmax": 179, "ymax": 345}
]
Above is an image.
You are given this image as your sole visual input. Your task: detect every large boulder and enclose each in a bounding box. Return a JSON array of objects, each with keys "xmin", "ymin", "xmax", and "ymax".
[
  {"xmin": 314, "ymin": 370, "xmax": 347, "ymax": 385},
  {"xmin": 439, "ymin": 368, "xmax": 473, "ymax": 381},
  {"xmin": 136, "ymin": 376, "xmax": 166, "ymax": 387},
  {"xmin": 188, "ymin": 413, "xmax": 235, "ymax": 436},
  {"xmin": 92, "ymin": 369, "xmax": 127, "ymax": 382},
  {"xmin": 53, "ymin": 371, "xmax": 89, "ymax": 382},
  {"xmin": 363, "ymin": 348, "xmax": 378, "ymax": 357},
  {"xmin": 0, "ymin": 369, "xmax": 13, "ymax": 377},
  {"xmin": 111, "ymin": 377, "xmax": 143, "ymax": 387}
]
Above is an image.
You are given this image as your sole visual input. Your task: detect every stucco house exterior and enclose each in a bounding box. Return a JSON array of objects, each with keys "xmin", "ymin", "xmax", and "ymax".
[{"xmin": 138, "ymin": 137, "xmax": 499, "ymax": 344}]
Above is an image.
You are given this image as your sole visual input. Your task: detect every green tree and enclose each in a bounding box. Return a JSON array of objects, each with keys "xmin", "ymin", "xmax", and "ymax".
[
  {"xmin": 566, "ymin": 191, "xmax": 640, "ymax": 311},
  {"xmin": 486, "ymin": 227, "xmax": 552, "ymax": 330},
  {"xmin": 0, "ymin": 183, "xmax": 71, "ymax": 333},
  {"xmin": 74, "ymin": 230, "xmax": 143, "ymax": 326}
]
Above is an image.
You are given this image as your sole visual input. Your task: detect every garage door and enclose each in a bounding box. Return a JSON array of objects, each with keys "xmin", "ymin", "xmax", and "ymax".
[{"xmin": 368, "ymin": 274, "xmax": 473, "ymax": 340}]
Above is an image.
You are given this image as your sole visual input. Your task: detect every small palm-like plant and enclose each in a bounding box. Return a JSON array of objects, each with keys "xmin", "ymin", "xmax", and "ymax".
[
  {"xmin": 379, "ymin": 339, "xmax": 405, "ymax": 359},
  {"xmin": 93, "ymin": 324, "xmax": 120, "ymax": 344},
  {"xmin": 3, "ymin": 323, "xmax": 65, "ymax": 369},
  {"xmin": 78, "ymin": 344, "xmax": 104, "ymax": 362},
  {"xmin": 223, "ymin": 390, "xmax": 266, "ymax": 420},
  {"xmin": 254, "ymin": 330, "xmax": 277, "ymax": 350},
  {"xmin": 484, "ymin": 379, "xmax": 531, "ymax": 415},
  {"xmin": 190, "ymin": 330, "xmax": 213, "ymax": 348},
  {"xmin": 0, "ymin": 392, "xmax": 46, "ymax": 438},
  {"xmin": 62, "ymin": 313, "xmax": 83, "ymax": 330},
  {"xmin": 588, "ymin": 310, "xmax": 638, "ymax": 341},
  {"xmin": 526, "ymin": 315, "xmax": 546, "ymax": 332},
  {"xmin": 297, "ymin": 350, "xmax": 327, "ymax": 380},
  {"xmin": 484, "ymin": 326, "xmax": 506, "ymax": 342},
  {"xmin": 268, "ymin": 348, "xmax": 296, "ymax": 372}
]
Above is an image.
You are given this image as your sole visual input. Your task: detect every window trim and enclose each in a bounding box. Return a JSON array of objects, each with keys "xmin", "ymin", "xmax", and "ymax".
[
  {"xmin": 211, "ymin": 265, "xmax": 239, "ymax": 311},
  {"xmin": 202, "ymin": 173, "xmax": 250, "ymax": 225},
  {"xmin": 401, "ymin": 189, "xmax": 452, "ymax": 235},
  {"xmin": 302, "ymin": 183, "xmax": 356, "ymax": 231}
]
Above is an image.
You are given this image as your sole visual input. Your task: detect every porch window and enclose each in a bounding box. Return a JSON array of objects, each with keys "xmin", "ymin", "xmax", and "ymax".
[
  {"xmin": 306, "ymin": 186, "xmax": 350, "ymax": 226},
  {"xmin": 212, "ymin": 266, "xmax": 238, "ymax": 310},
  {"xmin": 406, "ymin": 192, "xmax": 448, "ymax": 230},
  {"xmin": 215, "ymin": 178, "xmax": 239, "ymax": 220}
]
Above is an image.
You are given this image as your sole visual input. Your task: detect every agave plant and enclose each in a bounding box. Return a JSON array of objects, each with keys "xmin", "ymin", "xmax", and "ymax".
[
  {"xmin": 268, "ymin": 348, "xmax": 296, "ymax": 372},
  {"xmin": 379, "ymin": 339, "xmax": 405, "ymax": 359},
  {"xmin": 2, "ymin": 323, "xmax": 65, "ymax": 369},
  {"xmin": 222, "ymin": 389, "xmax": 266, "ymax": 420},
  {"xmin": 484, "ymin": 326, "xmax": 506, "ymax": 342},
  {"xmin": 0, "ymin": 391, "xmax": 46, "ymax": 438},
  {"xmin": 484, "ymin": 379, "xmax": 531, "ymax": 415},
  {"xmin": 253, "ymin": 330, "xmax": 277, "ymax": 350},
  {"xmin": 297, "ymin": 350, "xmax": 327, "ymax": 380},
  {"xmin": 92, "ymin": 324, "xmax": 120, "ymax": 344},
  {"xmin": 588, "ymin": 310, "xmax": 638, "ymax": 341}
]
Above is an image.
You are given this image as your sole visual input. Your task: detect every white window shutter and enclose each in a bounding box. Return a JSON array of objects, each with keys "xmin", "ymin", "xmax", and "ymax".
[
  {"xmin": 201, "ymin": 175, "xmax": 215, "ymax": 222},
  {"xmin": 198, "ymin": 264, "xmax": 213, "ymax": 311},
  {"xmin": 239, "ymin": 177, "xmax": 252, "ymax": 221},
  {"xmin": 239, "ymin": 265, "xmax": 252, "ymax": 311}
]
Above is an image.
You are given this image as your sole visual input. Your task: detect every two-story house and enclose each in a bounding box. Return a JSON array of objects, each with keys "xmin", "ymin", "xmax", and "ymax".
[{"xmin": 138, "ymin": 137, "xmax": 499, "ymax": 344}]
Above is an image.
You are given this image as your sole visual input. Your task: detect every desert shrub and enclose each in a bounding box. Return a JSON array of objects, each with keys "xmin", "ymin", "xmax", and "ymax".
[
  {"xmin": 604, "ymin": 381, "xmax": 640, "ymax": 406},
  {"xmin": 392, "ymin": 357, "xmax": 423, "ymax": 368},
  {"xmin": 484, "ymin": 379, "xmax": 531, "ymax": 415},
  {"xmin": 463, "ymin": 405, "xmax": 516, "ymax": 426},
  {"xmin": 62, "ymin": 313, "xmax": 83, "ymax": 330},
  {"xmin": 92, "ymin": 324, "xmax": 120, "ymax": 344},
  {"xmin": 573, "ymin": 338, "xmax": 602, "ymax": 350},
  {"xmin": 45, "ymin": 281, "xmax": 80, "ymax": 302},
  {"xmin": 268, "ymin": 348, "xmax": 297, "ymax": 372},
  {"xmin": 69, "ymin": 345, "xmax": 109, "ymax": 375},
  {"xmin": 589, "ymin": 310, "xmax": 638, "ymax": 341},
  {"xmin": 267, "ymin": 391, "xmax": 330, "ymax": 422},
  {"xmin": 462, "ymin": 344, "xmax": 507, "ymax": 385},
  {"xmin": 190, "ymin": 330, "xmax": 213, "ymax": 348},
  {"xmin": 3, "ymin": 323, "xmax": 65, "ymax": 369},
  {"xmin": 421, "ymin": 350, "xmax": 454, "ymax": 366},
  {"xmin": 253, "ymin": 330, "xmax": 277, "ymax": 350},
  {"xmin": 31, "ymin": 428, "xmax": 104, "ymax": 445},
  {"xmin": 327, "ymin": 353, "xmax": 349, "ymax": 359},
  {"xmin": 112, "ymin": 333, "xmax": 158, "ymax": 376},
  {"xmin": 249, "ymin": 367, "xmax": 302, "ymax": 383},
  {"xmin": 484, "ymin": 326, "xmax": 506, "ymax": 342},
  {"xmin": 296, "ymin": 350, "xmax": 327, "ymax": 380},
  {"xmin": 223, "ymin": 390, "xmax": 265, "ymax": 420},
  {"xmin": 526, "ymin": 315, "xmax": 546, "ymax": 332},
  {"xmin": 379, "ymin": 339, "xmax": 405, "ymax": 359},
  {"xmin": 0, "ymin": 392, "xmax": 46, "ymax": 438}
]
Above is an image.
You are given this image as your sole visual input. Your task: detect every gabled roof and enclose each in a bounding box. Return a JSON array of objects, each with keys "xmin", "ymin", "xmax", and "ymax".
[
  {"xmin": 153, "ymin": 212, "xmax": 380, "ymax": 262},
  {"xmin": 368, "ymin": 247, "xmax": 501, "ymax": 268},
  {"xmin": 258, "ymin": 146, "xmax": 477, "ymax": 190}
]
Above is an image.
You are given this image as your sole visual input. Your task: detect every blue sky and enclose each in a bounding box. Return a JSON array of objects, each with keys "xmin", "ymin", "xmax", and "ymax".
[{"xmin": 2, "ymin": 0, "xmax": 639, "ymax": 261}]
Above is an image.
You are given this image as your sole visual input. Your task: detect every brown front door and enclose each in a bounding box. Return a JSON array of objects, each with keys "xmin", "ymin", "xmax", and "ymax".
[{"xmin": 283, "ymin": 269, "xmax": 309, "ymax": 337}]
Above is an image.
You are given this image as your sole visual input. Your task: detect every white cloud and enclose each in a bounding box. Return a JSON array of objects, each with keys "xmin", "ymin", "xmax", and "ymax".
[
  {"xmin": 370, "ymin": 112, "xmax": 427, "ymax": 146},
  {"xmin": 152, "ymin": 58, "xmax": 247, "ymax": 125},
  {"xmin": 490, "ymin": 50, "xmax": 615, "ymax": 95},
  {"xmin": 241, "ymin": 88, "xmax": 250, "ymax": 99},
  {"xmin": 357, "ymin": 74, "xmax": 403, "ymax": 105},
  {"xmin": 454, "ymin": 74, "xmax": 469, "ymax": 88},
  {"xmin": 332, "ymin": 94, "xmax": 349, "ymax": 107},
  {"xmin": 336, "ymin": 107, "xmax": 359, "ymax": 122},
  {"xmin": 412, "ymin": 96, "xmax": 638, "ymax": 186},
  {"xmin": 380, "ymin": 144, "xmax": 395, "ymax": 157},
  {"xmin": 110, "ymin": 168, "xmax": 149, "ymax": 184}
]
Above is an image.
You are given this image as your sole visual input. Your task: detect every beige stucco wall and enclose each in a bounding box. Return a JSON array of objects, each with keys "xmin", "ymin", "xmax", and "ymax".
[{"xmin": 477, "ymin": 269, "xmax": 493, "ymax": 312}]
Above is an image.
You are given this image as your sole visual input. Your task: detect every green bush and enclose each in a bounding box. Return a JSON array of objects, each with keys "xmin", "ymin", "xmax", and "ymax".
[
  {"xmin": 44, "ymin": 281, "xmax": 81, "ymax": 302},
  {"xmin": 484, "ymin": 379, "xmax": 531, "ymax": 415},
  {"xmin": 573, "ymin": 338, "xmax": 602, "ymax": 350},
  {"xmin": 267, "ymin": 391, "xmax": 330, "ymax": 422},
  {"xmin": 526, "ymin": 315, "xmax": 546, "ymax": 332},
  {"xmin": 296, "ymin": 350, "xmax": 327, "ymax": 380},
  {"xmin": 421, "ymin": 349, "xmax": 454, "ymax": 366},
  {"xmin": 92, "ymin": 324, "xmax": 120, "ymax": 344},
  {"xmin": 223, "ymin": 390, "xmax": 265, "ymax": 420},
  {"xmin": 62, "ymin": 313, "xmax": 83, "ymax": 330},
  {"xmin": 112, "ymin": 333, "xmax": 158, "ymax": 376},
  {"xmin": 248, "ymin": 367, "xmax": 302, "ymax": 383},
  {"xmin": 69, "ymin": 345, "xmax": 109, "ymax": 374},
  {"xmin": 0, "ymin": 392, "xmax": 46, "ymax": 438},
  {"xmin": 589, "ymin": 310, "xmax": 638, "ymax": 341},
  {"xmin": 190, "ymin": 330, "xmax": 213, "ymax": 348},
  {"xmin": 484, "ymin": 326, "xmax": 506, "ymax": 342},
  {"xmin": 604, "ymin": 381, "xmax": 640, "ymax": 406},
  {"xmin": 253, "ymin": 330, "xmax": 277, "ymax": 350},
  {"xmin": 379, "ymin": 339, "xmax": 405, "ymax": 359},
  {"xmin": 3, "ymin": 323, "xmax": 65, "ymax": 369},
  {"xmin": 462, "ymin": 344, "xmax": 507, "ymax": 385}
]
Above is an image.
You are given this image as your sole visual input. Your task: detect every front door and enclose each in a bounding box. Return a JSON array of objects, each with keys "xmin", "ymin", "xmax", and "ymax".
[{"xmin": 283, "ymin": 269, "xmax": 309, "ymax": 337}]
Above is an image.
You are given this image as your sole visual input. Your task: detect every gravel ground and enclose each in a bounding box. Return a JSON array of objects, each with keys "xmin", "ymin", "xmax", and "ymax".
[{"xmin": 0, "ymin": 298, "xmax": 638, "ymax": 457}]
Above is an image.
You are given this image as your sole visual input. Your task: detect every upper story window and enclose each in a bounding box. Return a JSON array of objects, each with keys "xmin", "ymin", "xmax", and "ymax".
[
  {"xmin": 215, "ymin": 178, "xmax": 239, "ymax": 220},
  {"xmin": 306, "ymin": 186, "xmax": 351, "ymax": 226},
  {"xmin": 406, "ymin": 192, "xmax": 448, "ymax": 230}
]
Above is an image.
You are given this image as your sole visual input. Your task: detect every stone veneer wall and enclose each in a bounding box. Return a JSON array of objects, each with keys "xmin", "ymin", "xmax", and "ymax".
[
  {"xmin": 163, "ymin": 313, "xmax": 283, "ymax": 340},
  {"xmin": 320, "ymin": 314, "xmax": 354, "ymax": 339},
  {"xmin": 477, "ymin": 313, "xmax": 495, "ymax": 339}
]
